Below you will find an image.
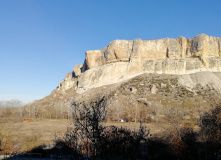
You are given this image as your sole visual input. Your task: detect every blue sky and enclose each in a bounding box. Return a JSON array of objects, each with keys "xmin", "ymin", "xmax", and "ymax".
[{"xmin": 0, "ymin": 0, "xmax": 221, "ymax": 103}]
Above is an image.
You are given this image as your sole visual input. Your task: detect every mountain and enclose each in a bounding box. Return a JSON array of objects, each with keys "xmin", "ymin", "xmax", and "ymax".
[{"xmin": 24, "ymin": 34, "xmax": 221, "ymax": 122}]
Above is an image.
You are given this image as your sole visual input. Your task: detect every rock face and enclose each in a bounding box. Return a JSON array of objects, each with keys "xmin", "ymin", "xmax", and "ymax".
[
  {"xmin": 83, "ymin": 34, "xmax": 221, "ymax": 67},
  {"xmin": 57, "ymin": 34, "xmax": 221, "ymax": 92},
  {"xmin": 57, "ymin": 71, "xmax": 75, "ymax": 91},
  {"xmin": 73, "ymin": 64, "xmax": 83, "ymax": 77}
]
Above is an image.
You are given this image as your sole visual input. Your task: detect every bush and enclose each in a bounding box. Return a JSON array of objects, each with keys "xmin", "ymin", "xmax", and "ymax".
[
  {"xmin": 69, "ymin": 96, "xmax": 150, "ymax": 159},
  {"xmin": 199, "ymin": 103, "xmax": 221, "ymax": 143}
]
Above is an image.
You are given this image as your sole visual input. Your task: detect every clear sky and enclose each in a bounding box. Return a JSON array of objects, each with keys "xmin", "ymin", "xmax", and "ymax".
[{"xmin": 0, "ymin": 0, "xmax": 221, "ymax": 103}]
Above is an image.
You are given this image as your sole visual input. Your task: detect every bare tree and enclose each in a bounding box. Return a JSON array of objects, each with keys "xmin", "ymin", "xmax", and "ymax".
[
  {"xmin": 0, "ymin": 99, "xmax": 24, "ymax": 118},
  {"xmin": 71, "ymin": 96, "xmax": 107, "ymax": 157},
  {"xmin": 66, "ymin": 96, "xmax": 151, "ymax": 159}
]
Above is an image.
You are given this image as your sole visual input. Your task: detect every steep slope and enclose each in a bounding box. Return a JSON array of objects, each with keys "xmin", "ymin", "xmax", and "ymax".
[{"xmin": 69, "ymin": 72, "xmax": 221, "ymax": 123}]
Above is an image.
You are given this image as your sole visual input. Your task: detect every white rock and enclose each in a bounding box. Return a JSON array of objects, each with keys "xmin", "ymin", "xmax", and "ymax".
[{"xmin": 151, "ymin": 84, "xmax": 158, "ymax": 94}]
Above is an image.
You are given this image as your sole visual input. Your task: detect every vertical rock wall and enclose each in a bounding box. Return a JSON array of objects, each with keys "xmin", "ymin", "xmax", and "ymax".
[{"xmin": 58, "ymin": 34, "xmax": 221, "ymax": 91}]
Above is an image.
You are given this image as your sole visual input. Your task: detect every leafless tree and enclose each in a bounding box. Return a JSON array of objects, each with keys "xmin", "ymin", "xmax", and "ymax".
[
  {"xmin": 0, "ymin": 99, "xmax": 24, "ymax": 118},
  {"xmin": 70, "ymin": 96, "xmax": 107, "ymax": 157}
]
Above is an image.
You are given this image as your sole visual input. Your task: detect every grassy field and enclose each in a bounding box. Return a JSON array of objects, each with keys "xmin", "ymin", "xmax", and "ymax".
[
  {"xmin": 0, "ymin": 119, "xmax": 71, "ymax": 153},
  {"xmin": 0, "ymin": 118, "xmax": 200, "ymax": 154}
]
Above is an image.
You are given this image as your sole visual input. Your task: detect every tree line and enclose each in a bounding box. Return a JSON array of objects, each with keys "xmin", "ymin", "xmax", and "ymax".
[{"xmin": 0, "ymin": 99, "xmax": 72, "ymax": 119}]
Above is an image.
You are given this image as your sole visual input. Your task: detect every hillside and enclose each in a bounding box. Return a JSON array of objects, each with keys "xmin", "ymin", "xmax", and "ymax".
[{"xmin": 24, "ymin": 34, "xmax": 221, "ymax": 123}]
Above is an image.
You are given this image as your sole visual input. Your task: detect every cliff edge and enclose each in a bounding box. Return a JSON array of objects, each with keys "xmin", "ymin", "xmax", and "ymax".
[{"xmin": 57, "ymin": 34, "xmax": 221, "ymax": 92}]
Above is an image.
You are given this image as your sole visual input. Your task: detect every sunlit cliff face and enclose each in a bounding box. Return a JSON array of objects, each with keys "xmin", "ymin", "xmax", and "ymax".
[{"xmin": 57, "ymin": 34, "xmax": 221, "ymax": 92}]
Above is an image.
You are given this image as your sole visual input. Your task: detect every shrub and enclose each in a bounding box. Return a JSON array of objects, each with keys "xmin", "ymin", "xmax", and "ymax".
[{"xmin": 69, "ymin": 96, "xmax": 150, "ymax": 159}]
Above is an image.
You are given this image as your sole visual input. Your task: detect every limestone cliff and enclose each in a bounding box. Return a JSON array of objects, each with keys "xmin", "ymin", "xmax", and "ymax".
[{"xmin": 57, "ymin": 34, "xmax": 221, "ymax": 92}]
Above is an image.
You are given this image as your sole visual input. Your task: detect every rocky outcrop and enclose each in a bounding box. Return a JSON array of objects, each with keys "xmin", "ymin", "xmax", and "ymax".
[
  {"xmin": 83, "ymin": 34, "xmax": 221, "ymax": 68},
  {"xmin": 57, "ymin": 71, "xmax": 76, "ymax": 91},
  {"xmin": 73, "ymin": 64, "xmax": 83, "ymax": 77},
  {"xmin": 150, "ymin": 84, "xmax": 158, "ymax": 94},
  {"xmin": 57, "ymin": 34, "xmax": 221, "ymax": 92}
]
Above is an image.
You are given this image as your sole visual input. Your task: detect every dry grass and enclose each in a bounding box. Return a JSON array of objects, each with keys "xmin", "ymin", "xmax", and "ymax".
[
  {"xmin": 0, "ymin": 118, "xmax": 172, "ymax": 152},
  {"xmin": 0, "ymin": 117, "xmax": 202, "ymax": 154},
  {"xmin": 0, "ymin": 118, "xmax": 71, "ymax": 153}
]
